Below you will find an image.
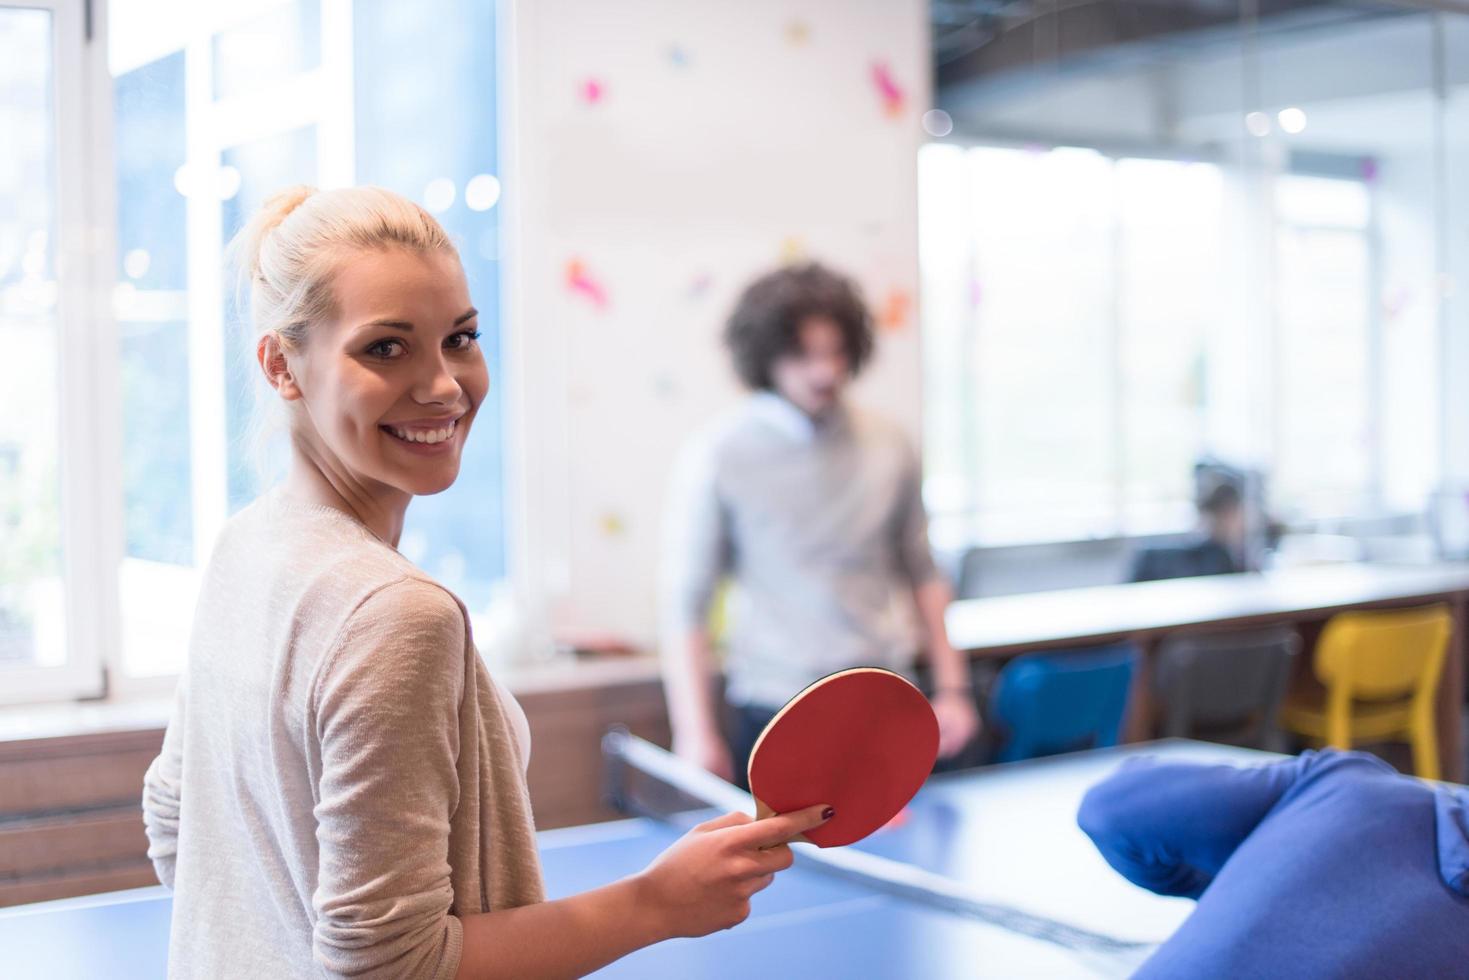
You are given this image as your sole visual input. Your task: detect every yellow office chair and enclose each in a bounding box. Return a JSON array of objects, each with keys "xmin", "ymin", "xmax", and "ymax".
[{"xmin": 1279, "ymin": 604, "xmax": 1452, "ymax": 779}]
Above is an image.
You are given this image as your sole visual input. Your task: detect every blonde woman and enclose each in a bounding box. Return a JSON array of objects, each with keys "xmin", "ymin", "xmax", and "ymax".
[{"xmin": 141, "ymin": 186, "xmax": 829, "ymax": 979}]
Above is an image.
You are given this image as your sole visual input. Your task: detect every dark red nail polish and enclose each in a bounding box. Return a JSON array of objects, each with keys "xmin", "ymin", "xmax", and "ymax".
[{"xmin": 822, "ymin": 806, "xmax": 835, "ymax": 820}]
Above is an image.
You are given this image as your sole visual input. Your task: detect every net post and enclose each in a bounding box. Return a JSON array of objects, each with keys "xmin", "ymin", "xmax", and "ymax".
[{"xmin": 601, "ymin": 725, "xmax": 633, "ymax": 815}]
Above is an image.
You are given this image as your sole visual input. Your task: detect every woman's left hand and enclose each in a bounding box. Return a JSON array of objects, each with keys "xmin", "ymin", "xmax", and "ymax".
[{"xmin": 931, "ymin": 689, "xmax": 981, "ymax": 758}]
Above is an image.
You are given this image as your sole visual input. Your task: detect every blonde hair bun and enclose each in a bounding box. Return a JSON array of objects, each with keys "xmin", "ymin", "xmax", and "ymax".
[
  {"xmin": 229, "ymin": 184, "xmax": 455, "ymax": 351},
  {"xmin": 232, "ymin": 185, "xmax": 317, "ymax": 286}
]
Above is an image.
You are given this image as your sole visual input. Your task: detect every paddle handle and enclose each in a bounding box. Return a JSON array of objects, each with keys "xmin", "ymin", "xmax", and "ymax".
[{"xmin": 753, "ymin": 794, "xmax": 811, "ymax": 846}]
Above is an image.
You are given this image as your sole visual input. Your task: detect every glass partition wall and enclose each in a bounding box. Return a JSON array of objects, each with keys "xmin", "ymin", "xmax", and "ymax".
[{"xmin": 922, "ymin": 0, "xmax": 1469, "ymax": 567}]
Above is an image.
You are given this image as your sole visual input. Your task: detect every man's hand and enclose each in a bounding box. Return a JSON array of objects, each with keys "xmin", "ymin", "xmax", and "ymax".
[{"xmin": 932, "ymin": 690, "xmax": 981, "ymax": 758}]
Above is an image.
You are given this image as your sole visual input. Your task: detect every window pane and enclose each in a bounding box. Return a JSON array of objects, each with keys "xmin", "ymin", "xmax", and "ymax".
[
  {"xmin": 114, "ymin": 45, "xmax": 199, "ymax": 678},
  {"xmin": 967, "ymin": 146, "xmax": 1116, "ymax": 543},
  {"xmin": 115, "ymin": 50, "xmax": 192, "ymax": 566},
  {"xmin": 1275, "ymin": 216, "xmax": 1373, "ymax": 518},
  {"xmin": 356, "ymin": 0, "xmax": 506, "ymax": 603},
  {"xmin": 111, "ymin": 0, "xmax": 507, "ymax": 677},
  {"xmin": 221, "ymin": 124, "xmax": 318, "ymax": 513},
  {"xmin": 1117, "ymin": 158, "xmax": 1223, "ymax": 532},
  {"xmin": 918, "ymin": 143, "xmax": 975, "ymax": 521},
  {"xmin": 213, "ymin": 0, "xmax": 321, "ymax": 102},
  {"xmin": 0, "ymin": 8, "xmax": 66, "ymax": 671},
  {"xmin": 1275, "ymin": 172, "xmax": 1370, "ymax": 229}
]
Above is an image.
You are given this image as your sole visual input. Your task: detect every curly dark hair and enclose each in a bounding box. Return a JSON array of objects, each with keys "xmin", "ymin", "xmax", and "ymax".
[{"xmin": 723, "ymin": 263, "xmax": 875, "ymax": 390}]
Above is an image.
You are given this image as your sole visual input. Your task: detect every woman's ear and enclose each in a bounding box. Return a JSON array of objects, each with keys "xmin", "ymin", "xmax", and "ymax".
[{"xmin": 257, "ymin": 332, "xmax": 303, "ymax": 401}]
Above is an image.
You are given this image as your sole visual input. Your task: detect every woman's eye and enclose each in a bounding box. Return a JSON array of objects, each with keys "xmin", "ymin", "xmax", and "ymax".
[
  {"xmin": 447, "ymin": 329, "xmax": 482, "ymax": 351},
  {"xmin": 366, "ymin": 339, "xmax": 404, "ymax": 359}
]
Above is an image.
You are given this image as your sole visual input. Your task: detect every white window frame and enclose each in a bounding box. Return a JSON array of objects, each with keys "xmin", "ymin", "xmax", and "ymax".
[{"xmin": 0, "ymin": 0, "xmax": 117, "ymax": 705}]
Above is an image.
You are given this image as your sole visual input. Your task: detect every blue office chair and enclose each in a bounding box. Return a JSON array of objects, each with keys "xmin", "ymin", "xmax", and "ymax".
[{"xmin": 989, "ymin": 644, "xmax": 1137, "ymax": 763}]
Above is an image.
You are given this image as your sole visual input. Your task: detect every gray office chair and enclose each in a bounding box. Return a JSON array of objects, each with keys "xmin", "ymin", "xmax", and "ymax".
[{"xmin": 1153, "ymin": 626, "xmax": 1299, "ymax": 751}]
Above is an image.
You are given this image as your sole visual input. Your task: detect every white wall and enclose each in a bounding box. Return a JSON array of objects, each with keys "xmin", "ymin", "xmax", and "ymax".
[{"xmin": 504, "ymin": 0, "xmax": 930, "ymax": 645}]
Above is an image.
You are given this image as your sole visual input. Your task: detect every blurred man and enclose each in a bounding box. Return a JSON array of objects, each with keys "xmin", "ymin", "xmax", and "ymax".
[{"xmin": 661, "ymin": 263, "xmax": 980, "ymax": 785}]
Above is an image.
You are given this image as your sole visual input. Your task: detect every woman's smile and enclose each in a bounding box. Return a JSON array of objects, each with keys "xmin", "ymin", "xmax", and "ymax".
[{"xmin": 380, "ymin": 413, "xmax": 464, "ymax": 454}]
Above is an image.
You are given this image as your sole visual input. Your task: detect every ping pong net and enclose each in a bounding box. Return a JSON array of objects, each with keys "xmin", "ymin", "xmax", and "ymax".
[{"xmin": 602, "ymin": 728, "xmax": 1158, "ymax": 969}]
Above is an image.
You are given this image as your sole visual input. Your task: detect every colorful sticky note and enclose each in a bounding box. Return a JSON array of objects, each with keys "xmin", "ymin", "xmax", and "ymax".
[
  {"xmin": 566, "ymin": 259, "xmax": 609, "ymax": 310},
  {"xmin": 599, "ymin": 512, "xmax": 627, "ymax": 537},
  {"xmin": 879, "ymin": 288, "xmax": 911, "ymax": 332},
  {"xmin": 779, "ymin": 236, "xmax": 807, "ymax": 265},
  {"xmin": 667, "ymin": 45, "xmax": 690, "ymax": 68},
  {"xmin": 579, "ymin": 78, "xmax": 606, "ymax": 104},
  {"xmin": 871, "ymin": 61, "xmax": 905, "ymax": 119}
]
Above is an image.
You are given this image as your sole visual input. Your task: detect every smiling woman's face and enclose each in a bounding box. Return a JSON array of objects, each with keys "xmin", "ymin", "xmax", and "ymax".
[{"xmin": 289, "ymin": 247, "xmax": 488, "ymax": 498}]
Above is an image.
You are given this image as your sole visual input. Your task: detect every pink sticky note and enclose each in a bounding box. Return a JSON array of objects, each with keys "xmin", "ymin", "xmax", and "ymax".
[
  {"xmin": 566, "ymin": 259, "xmax": 608, "ymax": 310},
  {"xmin": 871, "ymin": 61, "xmax": 905, "ymax": 118}
]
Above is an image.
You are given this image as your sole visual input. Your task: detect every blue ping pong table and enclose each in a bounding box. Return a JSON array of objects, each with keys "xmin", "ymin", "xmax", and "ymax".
[{"xmin": 1, "ymin": 740, "xmax": 1272, "ymax": 978}]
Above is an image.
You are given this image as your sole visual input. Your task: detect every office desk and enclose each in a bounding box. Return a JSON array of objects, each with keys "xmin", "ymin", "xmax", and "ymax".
[{"xmin": 946, "ymin": 563, "xmax": 1469, "ymax": 780}]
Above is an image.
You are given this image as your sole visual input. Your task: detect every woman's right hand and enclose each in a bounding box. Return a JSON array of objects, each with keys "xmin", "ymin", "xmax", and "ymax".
[{"xmin": 632, "ymin": 804, "xmax": 833, "ymax": 939}]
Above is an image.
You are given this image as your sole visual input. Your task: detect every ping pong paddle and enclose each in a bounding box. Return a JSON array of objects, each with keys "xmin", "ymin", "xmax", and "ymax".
[{"xmin": 748, "ymin": 667, "xmax": 939, "ymax": 848}]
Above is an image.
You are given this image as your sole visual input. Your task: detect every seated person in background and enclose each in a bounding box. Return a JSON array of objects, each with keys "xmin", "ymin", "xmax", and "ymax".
[
  {"xmin": 660, "ymin": 263, "xmax": 979, "ymax": 786},
  {"xmin": 1078, "ymin": 750, "xmax": 1469, "ymax": 978},
  {"xmin": 1128, "ymin": 481, "xmax": 1245, "ymax": 582}
]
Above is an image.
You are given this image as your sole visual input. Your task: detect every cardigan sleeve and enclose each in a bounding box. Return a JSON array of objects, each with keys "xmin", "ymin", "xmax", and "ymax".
[
  {"xmin": 142, "ymin": 674, "xmax": 189, "ymax": 889},
  {"xmin": 308, "ymin": 578, "xmax": 469, "ymax": 980}
]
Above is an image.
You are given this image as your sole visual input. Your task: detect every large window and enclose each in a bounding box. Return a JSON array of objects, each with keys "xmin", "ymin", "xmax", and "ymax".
[
  {"xmin": 919, "ymin": 0, "xmax": 1463, "ymax": 555},
  {"xmin": 920, "ymin": 142, "xmax": 1389, "ymax": 546},
  {"xmin": 1273, "ymin": 174, "xmax": 1374, "ymax": 520},
  {"xmin": 112, "ymin": 0, "xmax": 507, "ymax": 682},
  {"xmin": 921, "ymin": 144, "xmax": 1223, "ymax": 544},
  {"xmin": 1, "ymin": 0, "xmax": 105, "ymax": 703},
  {"xmin": 1, "ymin": 0, "xmax": 506, "ymax": 703},
  {"xmin": 0, "ymin": 6, "xmax": 65, "ymax": 679}
]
